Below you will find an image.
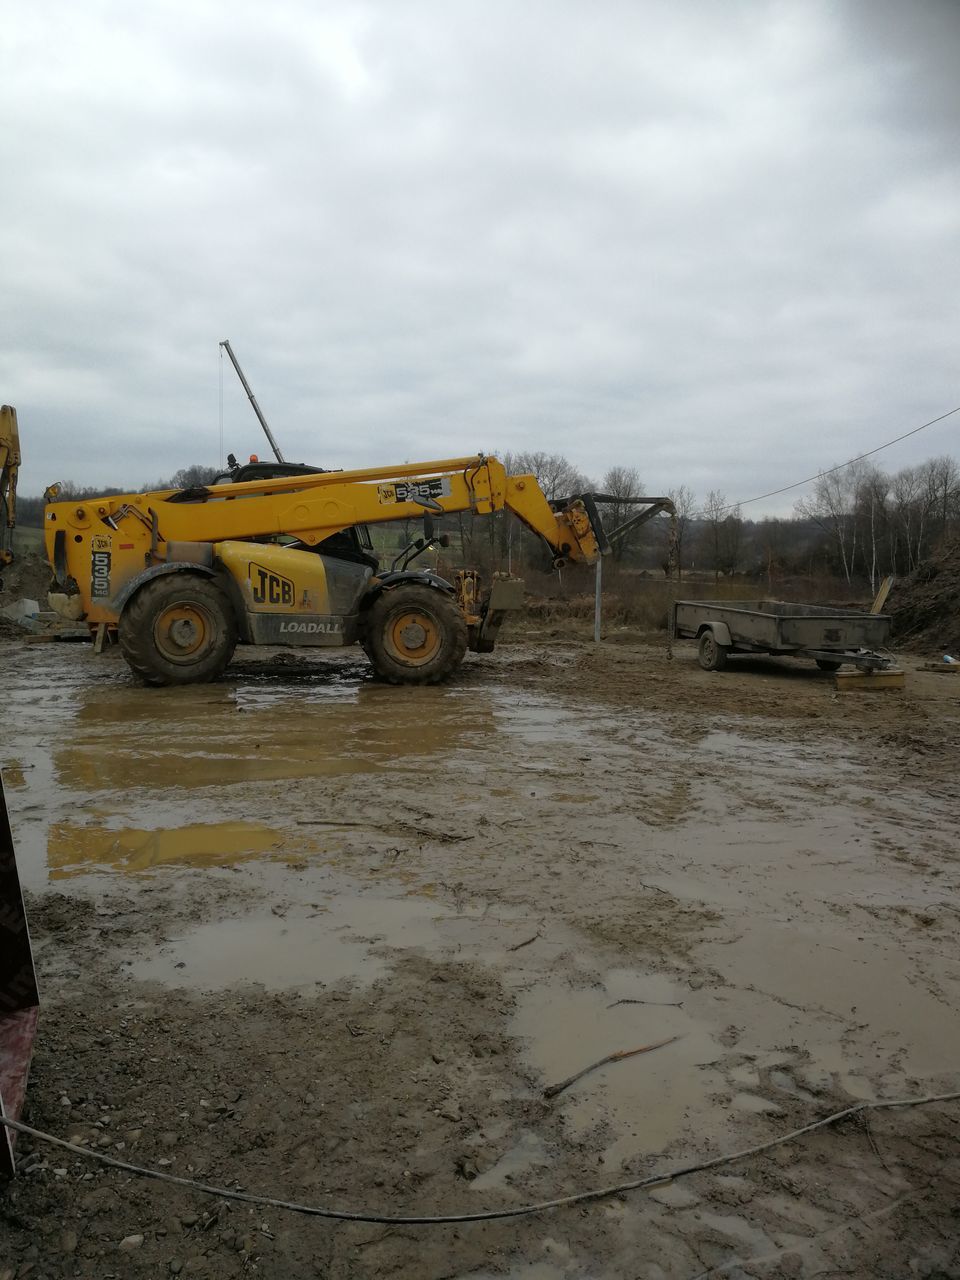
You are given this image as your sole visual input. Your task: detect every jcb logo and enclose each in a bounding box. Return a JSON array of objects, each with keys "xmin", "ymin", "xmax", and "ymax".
[{"xmin": 250, "ymin": 563, "xmax": 294, "ymax": 606}]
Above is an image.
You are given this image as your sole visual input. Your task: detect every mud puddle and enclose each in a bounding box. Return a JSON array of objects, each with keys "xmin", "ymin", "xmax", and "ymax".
[
  {"xmin": 46, "ymin": 818, "xmax": 293, "ymax": 877},
  {"xmin": 129, "ymin": 884, "xmax": 445, "ymax": 992},
  {"xmin": 510, "ymin": 970, "xmax": 719, "ymax": 1163}
]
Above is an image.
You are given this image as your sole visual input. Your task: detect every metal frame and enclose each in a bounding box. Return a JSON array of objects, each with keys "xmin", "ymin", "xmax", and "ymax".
[{"xmin": 576, "ymin": 495, "xmax": 676, "ymax": 643}]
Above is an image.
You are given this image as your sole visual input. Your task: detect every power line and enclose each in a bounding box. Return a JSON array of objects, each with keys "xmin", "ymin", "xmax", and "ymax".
[{"xmin": 727, "ymin": 402, "xmax": 960, "ymax": 514}]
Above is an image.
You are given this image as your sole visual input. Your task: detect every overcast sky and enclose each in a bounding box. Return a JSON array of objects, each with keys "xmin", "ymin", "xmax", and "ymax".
[{"xmin": 3, "ymin": 1, "xmax": 958, "ymax": 513}]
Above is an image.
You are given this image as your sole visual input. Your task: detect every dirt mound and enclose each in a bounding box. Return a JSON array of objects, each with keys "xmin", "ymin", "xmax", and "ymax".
[
  {"xmin": 888, "ymin": 537, "xmax": 960, "ymax": 657},
  {"xmin": 0, "ymin": 549, "xmax": 51, "ymax": 604}
]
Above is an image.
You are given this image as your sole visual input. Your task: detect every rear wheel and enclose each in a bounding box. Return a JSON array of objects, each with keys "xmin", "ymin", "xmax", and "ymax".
[
  {"xmin": 816, "ymin": 658, "xmax": 842, "ymax": 671},
  {"xmin": 365, "ymin": 584, "xmax": 467, "ymax": 684},
  {"xmin": 698, "ymin": 629, "xmax": 730, "ymax": 672},
  {"xmin": 120, "ymin": 574, "xmax": 237, "ymax": 686}
]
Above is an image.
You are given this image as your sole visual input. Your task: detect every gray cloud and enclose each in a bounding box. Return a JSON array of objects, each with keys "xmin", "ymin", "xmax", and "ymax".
[{"xmin": 2, "ymin": 0, "xmax": 958, "ymax": 513}]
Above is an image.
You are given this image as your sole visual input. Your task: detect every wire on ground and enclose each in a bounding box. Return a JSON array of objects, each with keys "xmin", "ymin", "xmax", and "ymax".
[{"xmin": 2, "ymin": 1090, "xmax": 958, "ymax": 1226}]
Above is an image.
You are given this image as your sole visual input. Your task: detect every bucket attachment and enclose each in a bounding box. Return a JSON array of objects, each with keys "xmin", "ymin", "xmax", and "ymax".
[{"xmin": 0, "ymin": 770, "xmax": 39, "ymax": 1176}]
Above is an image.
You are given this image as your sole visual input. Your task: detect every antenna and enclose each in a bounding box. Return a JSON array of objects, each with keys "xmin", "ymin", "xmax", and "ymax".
[{"xmin": 218, "ymin": 339, "xmax": 285, "ymax": 463}]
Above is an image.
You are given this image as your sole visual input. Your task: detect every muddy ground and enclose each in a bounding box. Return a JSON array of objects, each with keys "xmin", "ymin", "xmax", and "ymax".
[{"xmin": 1, "ymin": 631, "xmax": 960, "ymax": 1279}]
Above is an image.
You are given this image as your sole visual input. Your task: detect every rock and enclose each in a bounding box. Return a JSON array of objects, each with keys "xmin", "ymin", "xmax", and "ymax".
[
  {"xmin": 169, "ymin": 1263, "xmax": 183, "ymax": 1276},
  {"xmin": 118, "ymin": 1234, "xmax": 144, "ymax": 1251},
  {"xmin": 180, "ymin": 1213, "xmax": 199, "ymax": 1228},
  {"xmin": 60, "ymin": 1230, "xmax": 78, "ymax": 1254},
  {"xmin": 649, "ymin": 1183, "xmax": 700, "ymax": 1209},
  {"xmin": 438, "ymin": 1099, "xmax": 462, "ymax": 1122}
]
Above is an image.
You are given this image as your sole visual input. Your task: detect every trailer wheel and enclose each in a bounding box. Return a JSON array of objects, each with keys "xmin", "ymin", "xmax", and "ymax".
[
  {"xmin": 365, "ymin": 584, "xmax": 467, "ymax": 684},
  {"xmin": 698, "ymin": 629, "xmax": 730, "ymax": 672},
  {"xmin": 816, "ymin": 658, "xmax": 842, "ymax": 671},
  {"xmin": 120, "ymin": 574, "xmax": 237, "ymax": 686}
]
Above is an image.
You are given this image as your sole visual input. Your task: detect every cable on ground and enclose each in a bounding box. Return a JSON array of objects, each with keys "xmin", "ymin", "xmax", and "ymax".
[{"xmin": 2, "ymin": 1091, "xmax": 958, "ymax": 1226}]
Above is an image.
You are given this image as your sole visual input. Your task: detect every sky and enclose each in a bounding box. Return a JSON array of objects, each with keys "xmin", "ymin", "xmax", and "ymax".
[{"xmin": 2, "ymin": 0, "xmax": 959, "ymax": 514}]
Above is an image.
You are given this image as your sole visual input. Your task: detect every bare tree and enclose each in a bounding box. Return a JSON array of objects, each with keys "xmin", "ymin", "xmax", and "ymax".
[
  {"xmin": 504, "ymin": 451, "xmax": 592, "ymax": 501},
  {"xmin": 718, "ymin": 504, "xmax": 744, "ymax": 577},
  {"xmin": 921, "ymin": 455, "xmax": 960, "ymax": 546},
  {"xmin": 667, "ymin": 485, "xmax": 696, "ymax": 579},
  {"xmin": 795, "ymin": 465, "xmax": 865, "ymax": 584},
  {"xmin": 702, "ymin": 490, "xmax": 728, "ymax": 584},
  {"xmin": 600, "ymin": 465, "xmax": 643, "ymax": 562},
  {"xmin": 863, "ymin": 464, "xmax": 893, "ymax": 591},
  {"xmin": 891, "ymin": 466, "xmax": 925, "ymax": 572}
]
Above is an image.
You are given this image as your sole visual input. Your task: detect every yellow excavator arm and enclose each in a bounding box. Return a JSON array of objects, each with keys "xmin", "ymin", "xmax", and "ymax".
[{"xmin": 47, "ymin": 455, "xmax": 604, "ymax": 564}]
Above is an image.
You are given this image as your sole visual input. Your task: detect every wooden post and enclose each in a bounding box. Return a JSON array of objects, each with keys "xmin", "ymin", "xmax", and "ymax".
[{"xmin": 594, "ymin": 556, "xmax": 602, "ymax": 643}]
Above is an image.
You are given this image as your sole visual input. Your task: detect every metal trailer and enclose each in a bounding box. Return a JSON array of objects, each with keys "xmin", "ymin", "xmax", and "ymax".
[
  {"xmin": 0, "ymin": 770, "xmax": 39, "ymax": 1176},
  {"xmin": 672, "ymin": 599, "xmax": 894, "ymax": 673}
]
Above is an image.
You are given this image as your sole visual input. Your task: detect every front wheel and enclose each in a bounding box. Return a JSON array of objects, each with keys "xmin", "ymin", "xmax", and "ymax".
[
  {"xmin": 364, "ymin": 584, "xmax": 467, "ymax": 684},
  {"xmin": 698, "ymin": 629, "xmax": 730, "ymax": 672},
  {"xmin": 119, "ymin": 574, "xmax": 237, "ymax": 686}
]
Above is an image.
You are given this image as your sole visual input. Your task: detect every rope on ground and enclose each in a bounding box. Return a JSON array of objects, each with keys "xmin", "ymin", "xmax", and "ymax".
[{"xmin": 2, "ymin": 1091, "xmax": 958, "ymax": 1227}]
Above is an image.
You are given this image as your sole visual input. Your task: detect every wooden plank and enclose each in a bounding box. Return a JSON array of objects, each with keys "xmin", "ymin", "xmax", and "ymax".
[
  {"xmin": 870, "ymin": 576, "xmax": 895, "ymax": 614},
  {"xmin": 835, "ymin": 669, "xmax": 905, "ymax": 691},
  {"xmin": 921, "ymin": 663, "xmax": 958, "ymax": 674}
]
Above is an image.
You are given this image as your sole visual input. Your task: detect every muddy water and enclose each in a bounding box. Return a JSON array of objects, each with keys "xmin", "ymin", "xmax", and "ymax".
[{"xmin": 4, "ymin": 641, "xmax": 960, "ymax": 1173}]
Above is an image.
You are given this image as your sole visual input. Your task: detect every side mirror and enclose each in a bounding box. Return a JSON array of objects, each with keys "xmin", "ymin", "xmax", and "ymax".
[
  {"xmin": 438, "ymin": 533, "xmax": 451, "ymax": 548},
  {"xmin": 422, "ymin": 513, "xmax": 435, "ymax": 540}
]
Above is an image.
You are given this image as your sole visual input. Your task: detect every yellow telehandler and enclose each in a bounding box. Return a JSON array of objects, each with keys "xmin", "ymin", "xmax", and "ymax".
[{"xmin": 44, "ymin": 450, "xmax": 672, "ymax": 686}]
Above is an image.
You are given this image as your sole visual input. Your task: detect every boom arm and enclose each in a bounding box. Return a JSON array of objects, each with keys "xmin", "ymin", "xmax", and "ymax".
[{"xmin": 47, "ymin": 455, "xmax": 608, "ymax": 569}]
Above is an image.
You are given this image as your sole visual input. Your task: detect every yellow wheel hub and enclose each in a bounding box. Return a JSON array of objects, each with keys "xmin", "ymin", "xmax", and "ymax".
[
  {"xmin": 154, "ymin": 602, "xmax": 214, "ymax": 663},
  {"xmin": 385, "ymin": 609, "xmax": 442, "ymax": 666}
]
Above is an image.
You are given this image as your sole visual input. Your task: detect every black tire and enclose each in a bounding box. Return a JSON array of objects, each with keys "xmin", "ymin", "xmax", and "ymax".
[
  {"xmin": 816, "ymin": 658, "xmax": 843, "ymax": 672},
  {"xmin": 119, "ymin": 574, "xmax": 237, "ymax": 686},
  {"xmin": 698, "ymin": 629, "xmax": 730, "ymax": 672},
  {"xmin": 365, "ymin": 584, "xmax": 467, "ymax": 685}
]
